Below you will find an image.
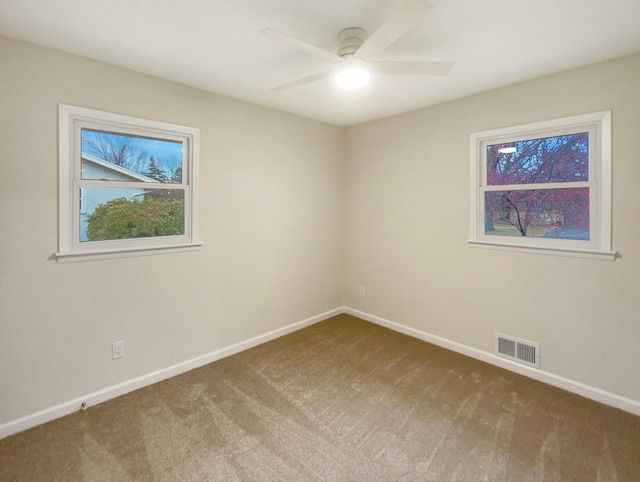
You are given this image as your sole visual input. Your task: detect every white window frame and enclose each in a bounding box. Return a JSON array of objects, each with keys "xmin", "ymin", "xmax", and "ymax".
[
  {"xmin": 469, "ymin": 111, "xmax": 614, "ymax": 261},
  {"xmin": 57, "ymin": 104, "xmax": 202, "ymax": 262}
]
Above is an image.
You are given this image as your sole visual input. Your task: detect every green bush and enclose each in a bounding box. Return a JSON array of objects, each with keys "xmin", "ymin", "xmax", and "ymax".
[{"xmin": 86, "ymin": 197, "xmax": 184, "ymax": 241}]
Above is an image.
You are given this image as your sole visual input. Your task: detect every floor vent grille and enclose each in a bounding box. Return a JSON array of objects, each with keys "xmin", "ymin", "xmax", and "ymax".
[{"xmin": 495, "ymin": 333, "xmax": 540, "ymax": 368}]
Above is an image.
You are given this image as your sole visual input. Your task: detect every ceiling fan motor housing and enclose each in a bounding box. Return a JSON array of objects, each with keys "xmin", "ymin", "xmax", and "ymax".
[{"xmin": 337, "ymin": 27, "xmax": 368, "ymax": 57}]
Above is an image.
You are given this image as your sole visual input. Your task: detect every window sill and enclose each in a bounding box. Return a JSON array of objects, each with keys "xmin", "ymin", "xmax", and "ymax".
[
  {"xmin": 55, "ymin": 242, "xmax": 203, "ymax": 263},
  {"xmin": 468, "ymin": 240, "xmax": 616, "ymax": 261}
]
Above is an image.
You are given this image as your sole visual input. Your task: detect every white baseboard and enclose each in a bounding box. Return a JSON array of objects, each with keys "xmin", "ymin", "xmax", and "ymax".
[
  {"xmin": 4, "ymin": 305, "xmax": 637, "ymax": 440},
  {"xmin": 0, "ymin": 307, "xmax": 344, "ymax": 440},
  {"xmin": 344, "ymin": 307, "xmax": 640, "ymax": 417}
]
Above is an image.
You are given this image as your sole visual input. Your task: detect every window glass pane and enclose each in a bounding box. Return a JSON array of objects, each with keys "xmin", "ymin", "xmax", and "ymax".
[
  {"xmin": 81, "ymin": 129, "xmax": 183, "ymax": 183},
  {"xmin": 487, "ymin": 133, "xmax": 588, "ymax": 186},
  {"xmin": 80, "ymin": 186, "xmax": 185, "ymax": 242},
  {"xmin": 484, "ymin": 188, "xmax": 589, "ymax": 240}
]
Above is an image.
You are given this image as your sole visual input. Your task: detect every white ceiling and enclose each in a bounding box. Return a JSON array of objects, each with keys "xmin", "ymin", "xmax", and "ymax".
[{"xmin": 1, "ymin": 0, "xmax": 639, "ymax": 126}]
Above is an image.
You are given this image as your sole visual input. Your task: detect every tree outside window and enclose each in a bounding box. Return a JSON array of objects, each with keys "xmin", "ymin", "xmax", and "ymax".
[
  {"xmin": 80, "ymin": 130, "xmax": 185, "ymax": 242},
  {"xmin": 484, "ymin": 133, "xmax": 589, "ymax": 240}
]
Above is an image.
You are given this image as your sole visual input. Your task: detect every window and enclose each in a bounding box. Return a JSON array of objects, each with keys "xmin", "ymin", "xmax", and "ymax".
[
  {"xmin": 57, "ymin": 104, "xmax": 201, "ymax": 262},
  {"xmin": 469, "ymin": 111, "xmax": 614, "ymax": 260}
]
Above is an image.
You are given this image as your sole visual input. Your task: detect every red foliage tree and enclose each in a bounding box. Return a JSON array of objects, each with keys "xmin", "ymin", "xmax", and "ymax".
[{"xmin": 485, "ymin": 133, "xmax": 589, "ymax": 237}]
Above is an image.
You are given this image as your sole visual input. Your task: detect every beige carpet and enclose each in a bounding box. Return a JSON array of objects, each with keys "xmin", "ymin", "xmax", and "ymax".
[{"xmin": 1, "ymin": 314, "xmax": 639, "ymax": 481}]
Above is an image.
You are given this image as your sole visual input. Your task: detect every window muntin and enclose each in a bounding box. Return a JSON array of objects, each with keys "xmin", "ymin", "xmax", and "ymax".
[
  {"xmin": 58, "ymin": 104, "xmax": 201, "ymax": 262},
  {"xmin": 469, "ymin": 111, "xmax": 613, "ymax": 260}
]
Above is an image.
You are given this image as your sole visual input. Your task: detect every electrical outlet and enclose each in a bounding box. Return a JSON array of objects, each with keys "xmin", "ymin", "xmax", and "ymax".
[
  {"xmin": 112, "ymin": 341, "xmax": 124, "ymax": 360},
  {"xmin": 359, "ymin": 286, "xmax": 366, "ymax": 297}
]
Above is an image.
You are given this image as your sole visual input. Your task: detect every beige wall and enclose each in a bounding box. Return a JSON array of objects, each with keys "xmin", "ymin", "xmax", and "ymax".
[
  {"xmin": 2, "ymin": 33, "xmax": 639, "ymax": 432},
  {"xmin": 0, "ymin": 36, "xmax": 345, "ymax": 426},
  {"xmin": 344, "ymin": 53, "xmax": 640, "ymax": 403}
]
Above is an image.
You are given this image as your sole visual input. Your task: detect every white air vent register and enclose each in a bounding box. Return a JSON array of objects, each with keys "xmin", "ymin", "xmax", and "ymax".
[{"xmin": 495, "ymin": 333, "xmax": 540, "ymax": 369}]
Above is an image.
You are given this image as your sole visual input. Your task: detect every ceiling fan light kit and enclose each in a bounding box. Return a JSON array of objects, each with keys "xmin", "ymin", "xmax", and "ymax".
[
  {"xmin": 335, "ymin": 61, "xmax": 371, "ymax": 89},
  {"xmin": 261, "ymin": 0, "xmax": 454, "ymax": 92}
]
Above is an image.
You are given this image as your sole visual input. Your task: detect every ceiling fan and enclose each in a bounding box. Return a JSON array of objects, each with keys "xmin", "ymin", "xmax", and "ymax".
[{"xmin": 260, "ymin": 0, "xmax": 454, "ymax": 91}]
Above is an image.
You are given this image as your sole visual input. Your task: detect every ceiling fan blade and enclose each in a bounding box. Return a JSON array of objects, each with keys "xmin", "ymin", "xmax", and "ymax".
[
  {"xmin": 260, "ymin": 28, "xmax": 343, "ymax": 64},
  {"xmin": 356, "ymin": 0, "xmax": 433, "ymax": 60},
  {"xmin": 270, "ymin": 70, "xmax": 334, "ymax": 91},
  {"xmin": 372, "ymin": 60, "xmax": 454, "ymax": 76}
]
